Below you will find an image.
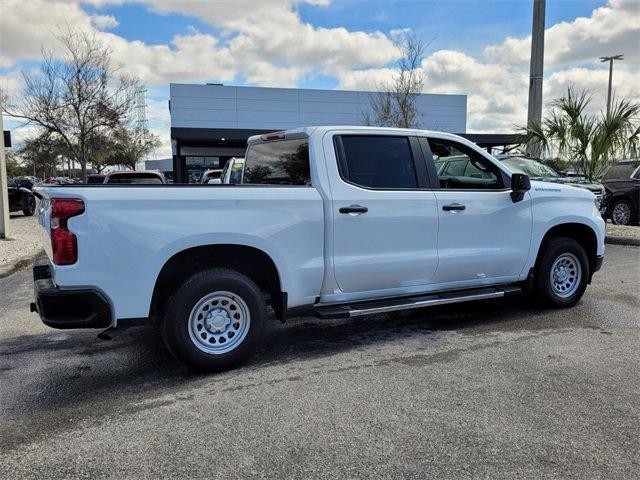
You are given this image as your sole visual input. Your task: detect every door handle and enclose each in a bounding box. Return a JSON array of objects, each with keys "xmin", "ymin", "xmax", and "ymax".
[
  {"xmin": 442, "ymin": 203, "xmax": 466, "ymax": 212},
  {"xmin": 339, "ymin": 205, "xmax": 368, "ymax": 215}
]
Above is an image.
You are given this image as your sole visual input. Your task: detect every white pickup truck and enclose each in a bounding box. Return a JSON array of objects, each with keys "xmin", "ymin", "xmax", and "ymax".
[{"xmin": 31, "ymin": 126, "xmax": 605, "ymax": 370}]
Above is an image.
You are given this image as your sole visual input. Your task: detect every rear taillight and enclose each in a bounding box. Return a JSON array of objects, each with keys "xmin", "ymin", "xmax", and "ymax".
[{"xmin": 50, "ymin": 198, "xmax": 85, "ymax": 265}]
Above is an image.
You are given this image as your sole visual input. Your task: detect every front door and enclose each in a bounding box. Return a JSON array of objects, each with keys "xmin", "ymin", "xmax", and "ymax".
[
  {"xmin": 7, "ymin": 178, "xmax": 20, "ymax": 211},
  {"xmin": 425, "ymin": 136, "xmax": 532, "ymax": 285},
  {"xmin": 326, "ymin": 133, "xmax": 439, "ymax": 295}
]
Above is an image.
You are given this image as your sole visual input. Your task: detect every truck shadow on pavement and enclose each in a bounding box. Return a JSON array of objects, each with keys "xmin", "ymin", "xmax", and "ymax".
[
  {"xmin": 4, "ymin": 297, "xmax": 555, "ymax": 398},
  {"xmin": 1, "ymin": 296, "xmax": 574, "ymax": 451}
]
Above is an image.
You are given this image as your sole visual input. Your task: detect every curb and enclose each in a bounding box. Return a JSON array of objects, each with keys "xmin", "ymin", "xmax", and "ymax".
[
  {"xmin": 605, "ymin": 236, "xmax": 640, "ymax": 247},
  {"xmin": 0, "ymin": 249, "xmax": 45, "ymax": 280}
]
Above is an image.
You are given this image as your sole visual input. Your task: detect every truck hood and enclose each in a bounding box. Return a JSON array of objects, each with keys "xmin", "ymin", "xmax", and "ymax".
[
  {"xmin": 540, "ymin": 177, "xmax": 604, "ymax": 192},
  {"xmin": 530, "ymin": 180, "xmax": 595, "ymax": 199},
  {"xmin": 533, "ymin": 176, "xmax": 604, "ymax": 194}
]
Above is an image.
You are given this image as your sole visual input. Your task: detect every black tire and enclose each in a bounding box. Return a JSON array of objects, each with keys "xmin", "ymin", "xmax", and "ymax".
[
  {"xmin": 535, "ymin": 237, "xmax": 589, "ymax": 308},
  {"xmin": 22, "ymin": 195, "xmax": 36, "ymax": 216},
  {"xmin": 610, "ymin": 198, "xmax": 636, "ymax": 226},
  {"xmin": 160, "ymin": 268, "xmax": 267, "ymax": 371}
]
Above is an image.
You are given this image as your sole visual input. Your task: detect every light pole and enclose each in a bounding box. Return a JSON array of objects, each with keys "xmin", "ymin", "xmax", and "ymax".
[
  {"xmin": 0, "ymin": 105, "xmax": 10, "ymax": 239},
  {"xmin": 599, "ymin": 54, "xmax": 624, "ymax": 117},
  {"xmin": 527, "ymin": 0, "xmax": 546, "ymax": 157}
]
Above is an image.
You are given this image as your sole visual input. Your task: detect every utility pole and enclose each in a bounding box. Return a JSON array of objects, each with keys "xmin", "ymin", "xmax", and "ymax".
[
  {"xmin": 0, "ymin": 105, "xmax": 10, "ymax": 239},
  {"xmin": 526, "ymin": 0, "xmax": 546, "ymax": 158},
  {"xmin": 600, "ymin": 55, "xmax": 623, "ymax": 117}
]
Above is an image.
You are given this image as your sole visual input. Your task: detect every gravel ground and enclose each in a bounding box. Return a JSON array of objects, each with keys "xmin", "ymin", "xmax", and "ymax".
[
  {"xmin": 606, "ymin": 221, "xmax": 640, "ymax": 240},
  {"xmin": 0, "ymin": 213, "xmax": 43, "ymax": 269},
  {"xmin": 0, "ymin": 245, "xmax": 638, "ymax": 479}
]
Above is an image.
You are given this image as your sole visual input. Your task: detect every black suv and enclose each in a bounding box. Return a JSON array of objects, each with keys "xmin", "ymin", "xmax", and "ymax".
[
  {"xmin": 7, "ymin": 178, "xmax": 37, "ymax": 216},
  {"xmin": 602, "ymin": 163, "xmax": 640, "ymax": 225}
]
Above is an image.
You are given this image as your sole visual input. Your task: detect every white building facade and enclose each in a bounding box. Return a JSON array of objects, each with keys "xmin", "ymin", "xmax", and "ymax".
[{"xmin": 169, "ymin": 83, "xmax": 467, "ymax": 183}]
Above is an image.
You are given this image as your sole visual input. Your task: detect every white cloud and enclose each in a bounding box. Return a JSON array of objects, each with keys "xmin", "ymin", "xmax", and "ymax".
[
  {"xmin": 485, "ymin": 0, "xmax": 640, "ymax": 66},
  {"xmin": 91, "ymin": 14, "xmax": 119, "ymax": 30},
  {"xmin": 0, "ymin": 0, "xmax": 398, "ymax": 88},
  {"xmin": 0, "ymin": 0, "xmax": 638, "ymax": 140}
]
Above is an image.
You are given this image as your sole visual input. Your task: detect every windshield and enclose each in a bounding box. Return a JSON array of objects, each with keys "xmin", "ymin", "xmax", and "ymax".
[
  {"xmin": 501, "ymin": 157, "xmax": 560, "ymax": 179},
  {"xmin": 106, "ymin": 174, "xmax": 163, "ymax": 184}
]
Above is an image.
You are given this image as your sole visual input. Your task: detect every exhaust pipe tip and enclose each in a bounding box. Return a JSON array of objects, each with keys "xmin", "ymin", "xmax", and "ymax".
[
  {"xmin": 97, "ymin": 326, "xmax": 127, "ymax": 341},
  {"xmin": 97, "ymin": 329, "xmax": 114, "ymax": 341}
]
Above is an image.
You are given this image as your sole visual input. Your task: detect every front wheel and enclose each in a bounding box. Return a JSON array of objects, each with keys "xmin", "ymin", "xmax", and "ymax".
[
  {"xmin": 161, "ymin": 269, "xmax": 267, "ymax": 371},
  {"xmin": 535, "ymin": 237, "xmax": 589, "ymax": 308}
]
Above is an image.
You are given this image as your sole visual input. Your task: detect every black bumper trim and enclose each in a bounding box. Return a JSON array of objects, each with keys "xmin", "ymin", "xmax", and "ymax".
[
  {"xmin": 32, "ymin": 258, "xmax": 112, "ymax": 329},
  {"xmin": 594, "ymin": 255, "xmax": 604, "ymax": 273}
]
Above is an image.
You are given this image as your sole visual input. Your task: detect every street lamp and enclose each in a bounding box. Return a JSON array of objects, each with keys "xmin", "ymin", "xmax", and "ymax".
[{"xmin": 599, "ymin": 54, "xmax": 624, "ymax": 117}]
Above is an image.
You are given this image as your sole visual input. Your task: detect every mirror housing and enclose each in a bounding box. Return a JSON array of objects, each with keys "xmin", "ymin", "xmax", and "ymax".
[{"xmin": 510, "ymin": 173, "xmax": 531, "ymax": 202}]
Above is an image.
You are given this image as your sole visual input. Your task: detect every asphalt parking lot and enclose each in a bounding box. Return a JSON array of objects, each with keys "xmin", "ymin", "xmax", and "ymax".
[{"xmin": 1, "ymin": 245, "xmax": 639, "ymax": 479}]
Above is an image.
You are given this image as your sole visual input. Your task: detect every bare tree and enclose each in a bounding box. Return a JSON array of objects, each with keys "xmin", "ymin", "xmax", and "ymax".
[
  {"xmin": 363, "ymin": 31, "xmax": 427, "ymax": 129},
  {"xmin": 1, "ymin": 29, "xmax": 140, "ymax": 181}
]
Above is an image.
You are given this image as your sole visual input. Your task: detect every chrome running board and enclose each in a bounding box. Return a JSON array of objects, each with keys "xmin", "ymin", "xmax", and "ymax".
[{"xmin": 314, "ymin": 286, "xmax": 522, "ymax": 319}]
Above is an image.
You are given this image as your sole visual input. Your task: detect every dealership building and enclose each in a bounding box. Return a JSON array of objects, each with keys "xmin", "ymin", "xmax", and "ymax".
[{"xmin": 165, "ymin": 83, "xmax": 473, "ymax": 183}]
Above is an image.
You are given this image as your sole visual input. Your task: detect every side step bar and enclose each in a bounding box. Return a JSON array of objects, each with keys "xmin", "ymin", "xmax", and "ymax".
[{"xmin": 314, "ymin": 286, "xmax": 522, "ymax": 319}]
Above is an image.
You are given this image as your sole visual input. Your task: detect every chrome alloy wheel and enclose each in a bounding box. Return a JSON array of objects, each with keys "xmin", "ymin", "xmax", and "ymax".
[
  {"xmin": 549, "ymin": 253, "xmax": 582, "ymax": 298},
  {"xmin": 612, "ymin": 202, "xmax": 631, "ymax": 225},
  {"xmin": 188, "ymin": 291, "xmax": 250, "ymax": 354}
]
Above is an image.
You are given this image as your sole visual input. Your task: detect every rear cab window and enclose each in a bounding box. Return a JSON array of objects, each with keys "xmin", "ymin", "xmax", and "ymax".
[{"xmin": 243, "ymin": 139, "xmax": 310, "ymax": 186}]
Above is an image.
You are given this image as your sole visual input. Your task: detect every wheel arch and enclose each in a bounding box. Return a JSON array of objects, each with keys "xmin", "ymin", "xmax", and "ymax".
[
  {"xmin": 150, "ymin": 244, "xmax": 286, "ymax": 322},
  {"xmin": 535, "ymin": 222, "xmax": 599, "ymax": 281}
]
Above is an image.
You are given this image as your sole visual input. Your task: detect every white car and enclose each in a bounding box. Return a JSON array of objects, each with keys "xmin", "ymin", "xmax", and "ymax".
[
  {"xmin": 200, "ymin": 169, "xmax": 223, "ymax": 184},
  {"xmin": 220, "ymin": 157, "xmax": 245, "ymax": 184},
  {"xmin": 32, "ymin": 126, "xmax": 605, "ymax": 370}
]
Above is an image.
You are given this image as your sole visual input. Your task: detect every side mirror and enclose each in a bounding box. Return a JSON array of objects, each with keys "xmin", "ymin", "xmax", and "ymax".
[{"xmin": 510, "ymin": 173, "xmax": 531, "ymax": 202}]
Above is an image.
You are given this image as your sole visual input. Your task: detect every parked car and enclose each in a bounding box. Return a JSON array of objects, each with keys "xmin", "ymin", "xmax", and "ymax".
[
  {"xmin": 32, "ymin": 127, "xmax": 605, "ymax": 371},
  {"xmin": 14, "ymin": 176, "xmax": 38, "ymax": 189},
  {"xmin": 493, "ymin": 155, "xmax": 607, "ymax": 213},
  {"xmin": 220, "ymin": 157, "xmax": 245, "ymax": 184},
  {"xmin": 201, "ymin": 169, "xmax": 224, "ymax": 184},
  {"xmin": 86, "ymin": 174, "xmax": 106, "ymax": 184},
  {"xmin": 7, "ymin": 177, "xmax": 37, "ymax": 216},
  {"xmin": 602, "ymin": 163, "xmax": 640, "ymax": 225},
  {"xmin": 103, "ymin": 170, "xmax": 166, "ymax": 184}
]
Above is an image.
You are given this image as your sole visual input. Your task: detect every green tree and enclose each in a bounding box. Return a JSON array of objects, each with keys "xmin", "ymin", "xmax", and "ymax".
[
  {"xmin": 5, "ymin": 150, "xmax": 28, "ymax": 177},
  {"xmin": 105, "ymin": 126, "xmax": 160, "ymax": 170},
  {"xmin": 519, "ymin": 87, "xmax": 639, "ymax": 181},
  {"xmin": 17, "ymin": 131, "xmax": 67, "ymax": 178}
]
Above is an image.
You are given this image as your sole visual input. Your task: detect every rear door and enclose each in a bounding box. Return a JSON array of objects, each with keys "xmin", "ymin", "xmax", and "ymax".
[
  {"xmin": 325, "ymin": 132, "xmax": 439, "ymax": 295},
  {"xmin": 423, "ymin": 136, "xmax": 532, "ymax": 285}
]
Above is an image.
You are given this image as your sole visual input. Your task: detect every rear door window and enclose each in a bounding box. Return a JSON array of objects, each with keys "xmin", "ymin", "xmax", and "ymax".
[
  {"xmin": 243, "ymin": 139, "xmax": 310, "ymax": 185},
  {"xmin": 336, "ymin": 135, "xmax": 418, "ymax": 189}
]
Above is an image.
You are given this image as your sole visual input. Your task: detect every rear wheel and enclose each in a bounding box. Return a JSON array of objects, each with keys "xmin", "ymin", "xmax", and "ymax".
[
  {"xmin": 610, "ymin": 199, "xmax": 635, "ymax": 225},
  {"xmin": 160, "ymin": 269, "xmax": 267, "ymax": 371},
  {"xmin": 23, "ymin": 195, "xmax": 36, "ymax": 216},
  {"xmin": 535, "ymin": 237, "xmax": 589, "ymax": 308}
]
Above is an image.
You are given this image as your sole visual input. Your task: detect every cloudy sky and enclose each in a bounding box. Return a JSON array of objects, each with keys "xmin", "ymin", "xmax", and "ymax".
[{"xmin": 1, "ymin": 0, "xmax": 638, "ymax": 158}]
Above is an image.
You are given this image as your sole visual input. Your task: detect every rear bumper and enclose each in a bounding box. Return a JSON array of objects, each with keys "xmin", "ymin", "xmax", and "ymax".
[{"xmin": 31, "ymin": 258, "xmax": 112, "ymax": 329}]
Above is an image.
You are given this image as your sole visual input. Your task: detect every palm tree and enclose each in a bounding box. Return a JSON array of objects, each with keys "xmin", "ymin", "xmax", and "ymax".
[{"xmin": 519, "ymin": 88, "xmax": 639, "ymax": 181}]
